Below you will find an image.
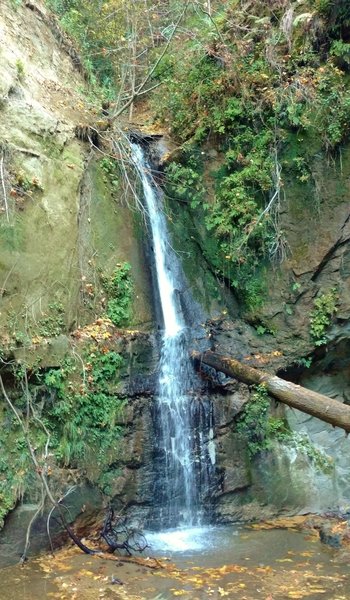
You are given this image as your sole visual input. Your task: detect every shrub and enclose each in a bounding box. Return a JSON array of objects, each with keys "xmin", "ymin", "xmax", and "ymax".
[
  {"xmin": 310, "ymin": 288, "xmax": 338, "ymax": 346},
  {"xmin": 102, "ymin": 262, "xmax": 133, "ymax": 327}
]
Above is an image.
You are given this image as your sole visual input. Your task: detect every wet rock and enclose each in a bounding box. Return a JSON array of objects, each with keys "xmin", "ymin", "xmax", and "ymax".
[
  {"xmin": 319, "ymin": 523, "xmax": 343, "ymax": 548},
  {"xmin": 222, "ymin": 466, "xmax": 251, "ymax": 494},
  {"xmin": 212, "ymin": 384, "xmax": 250, "ymax": 429},
  {"xmin": 213, "ymin": 433, "xmax": 252, "ymax": 520},
  {"xmin": 0, "ymin": 483, "xmax": 103, "ymax": 568}
]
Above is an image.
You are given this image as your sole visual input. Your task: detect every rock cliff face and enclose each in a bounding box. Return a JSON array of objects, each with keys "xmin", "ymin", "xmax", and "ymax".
[
  {"xmin": 0, "ymin": 0, "xmax": 153, "ymax": 341},
  {"xmin": 174, "ymin": 141, "xmax": 350, "ymax": 516},
  {"xmin": 0, "ymin": 0, "xmax": 156, "ymax": 562},
  {"xmin": 1, "ymin": 0, "xmax": 350, "ymax": 567}
]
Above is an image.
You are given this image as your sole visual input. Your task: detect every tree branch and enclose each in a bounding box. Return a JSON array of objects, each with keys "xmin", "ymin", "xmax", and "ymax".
[
  {"xmin": 0, "ymin": 374, "xmax": 96, "ymax": 558},
  {"xmin": 192, "ymin": 351, "xmax": 350, "ymax": 433},
  {"xmin": 0, "ymin": 151, "xmax": 9, "ymax": 222},
  {"xmin": 111, "ymin": 1, "xmax": 190, "ymax": 121}
]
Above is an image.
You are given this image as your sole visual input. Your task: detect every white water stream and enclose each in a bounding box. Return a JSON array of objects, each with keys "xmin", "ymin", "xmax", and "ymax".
[{"xmin": 131, "ymin": 144, "xmax": 205, "ymax": 533}]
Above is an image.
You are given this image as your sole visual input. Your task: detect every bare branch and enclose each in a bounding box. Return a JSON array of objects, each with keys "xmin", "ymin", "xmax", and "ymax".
[
  {"xmin": 0, "ymin": 374, "xmax": 96, "ymax": 558},
  {"xmin": 111, "ymin": 1, "xmax": 190, "ymax": 121},
  {"xmin": 192, "ymin": 0, "xmax": 226, "ymax": 44},
  {"xmin": 20, "ymin": 485, "xmax": 46, "ymax": 564},
  {"xmin": 0, "ymin": 150, "xmax": 10, "ymax": 222}
]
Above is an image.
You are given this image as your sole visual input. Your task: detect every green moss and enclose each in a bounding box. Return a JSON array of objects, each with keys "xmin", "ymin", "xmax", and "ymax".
[
  {"xmin": 61, "ymin": 146, "xmax": 84, "ymax": 167},
  {"xmin": 236, "ymin": 385, "xmax": 278, "ymax": 456},
  {"xmin": 40, "ymin": 136, "xmax": 63, "ymax": 160},
  {"xmin": 102, "ymin": 262, "xmax": 133, "ymax": 327},
  {"xmin": 97, "ymin": 468, "xmax": 122, "ymax": 496},
  {"xmin": 86, "ymin": 160, "xmax": 153, "ymax": 328},
  {"xmin": 0, "ymin": 219, "xmax": 25, "ymax": 251},
  {"xmin": 236, "ymin": 384, "xmax": 332, "ymax": 472},
  {"xmin": 164, "ymin": 192, "xmax": 224, "ymax": 312},
  {"xmin": 310, "ymin": 288, "xmax": 338, "ymax": 346}
]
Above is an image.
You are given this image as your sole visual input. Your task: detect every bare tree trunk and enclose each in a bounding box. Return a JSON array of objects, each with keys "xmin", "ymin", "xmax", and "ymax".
[{"xmin": 192, "ymin": 351, "xmax": 350, "ymax": 433}]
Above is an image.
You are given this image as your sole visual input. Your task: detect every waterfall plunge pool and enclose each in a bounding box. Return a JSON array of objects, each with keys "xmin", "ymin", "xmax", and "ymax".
[
  {"xmin": 1, "ymin": 523, "xmax": 349, "ymax": 600},
  {"xmin": 145, "ymin": 527, "xmax": 238, "ymax": 556}
]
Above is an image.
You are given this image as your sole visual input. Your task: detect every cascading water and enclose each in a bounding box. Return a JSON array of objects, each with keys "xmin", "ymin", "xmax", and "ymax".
[{"xmin": 131, "ymin": 143, "xmax": 215, "ymax": 531}]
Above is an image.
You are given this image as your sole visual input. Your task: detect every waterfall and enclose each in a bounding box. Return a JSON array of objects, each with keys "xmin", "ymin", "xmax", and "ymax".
[{"xmin": 131, "ymin": 143, "xmax": 214, "ymax": 529}]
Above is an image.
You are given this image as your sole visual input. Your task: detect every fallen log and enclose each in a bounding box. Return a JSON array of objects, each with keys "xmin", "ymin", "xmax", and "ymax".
[{"xmin": 192, "ymin": 351, "xmax": 350, "ymax": 433}]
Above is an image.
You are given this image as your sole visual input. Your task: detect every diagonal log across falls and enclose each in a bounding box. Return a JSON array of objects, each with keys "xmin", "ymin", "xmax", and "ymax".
[{"xmin": 192, "ymin": 351, "xmax": 350, "ymax": 433}]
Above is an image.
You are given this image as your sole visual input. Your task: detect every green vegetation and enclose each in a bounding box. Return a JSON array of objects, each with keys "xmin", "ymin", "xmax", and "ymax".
[
  {"xmin": 0, "ymin": 344, "xmax": 127, "ymax": 523},
  {"xmin": 310, "ymin": 288, "xmax": 338, "ymax": 346},
  {"xmin": 165, "ymin": 158, "xmax": 205, "ymax": 209},
  {"xmin": 44, "ymin": 348, "xmax": 126, "ymax": 470},
  {"xmin": 15, "ymin": 59, "xmax": 25, "ymax": 81},
  {"xmin": 0, "ymin": 428, "xmax": 38, "ymax": 528},
  {"xmin": 102, "ymin": 262, "xmax": 133, "ymax": 326},
  {"xmin": 236, "ymin": 384, "xmax": 332, "ymax": 472},
  {"xmin": 14, "ymin": 170, "xmax": 43, "ymax": 195},
  {"xmin": 296, "ymin": 357, "xmax": 313, "ymax": 369},
  {"xmin": 236, "ymin": 384, "xmax": 282, "ymax": 456},
  {"xmin": 44, "ymin": 0, "xmax": 179, "ymax": 100},
  {"xmin": 254, "ymin": 321, "xmax": 275, "ymax": 336},
  {"xmin": 150, "ymin": 1, "xmax": 350, "ymax": 309},
  {"xmin": 38, "ymin": 302, "xmax": 65, "ymax": 338},
  {"xmin": 4, "ymin": 260, "xmax": 133, "ymax": 348},
  {"xmin": 46, "ymin": 0, "xmax": 116, "ymax": 93},
  {"xmin": 42, "ymin": 0, "xmax": 350, "ymax": 310},
  {"xmin": 100, "ymin": 157, "xmax": 120, "ymax": 193},
  {"xmin": 6, "ymin": 300, "xmax": 66, "ymax": 349}
]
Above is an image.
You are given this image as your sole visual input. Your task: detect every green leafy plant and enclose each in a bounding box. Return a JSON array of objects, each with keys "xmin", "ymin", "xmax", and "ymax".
[
  {"xmin": 14, "ymin": 170, "xmax": 44, "ymax": 195},
  {"xmin": 237, "ymin": 385, "xmax": 287, "ymax": 457},
  {"xmin": 310, "ymin": 288, "xmax": 338, "ymax": 346},
  {"xmin": 330, "ymin": 40, "xmax": 350, "ymax": 66},
  {"xmin": 102, "ymin": 262, "xmax": 133, "ymax": 327},
  {"xmin": 38, "ymin": 302, "xmax": 65, "ymax": 337},
  {"xmin": 15, "ymin": 59, "xmax": 25, "ymax": 81},
  {"xmin": 44, "ymin": 349, "xmax": 125, "ymax": 469},
  {"xmin": 100, "ymin": 157, "xmax": 119, "ymax": 191},
  {"xmin": 236, "ymin": 384, "xmax": 332, "ymax": 472},
  {"xmin": 292, "ymin": 433, "xmax": 333, "ymax": 472},
  {"xmin": 296, "ymin": 357, "xmax": 313, "ymax": 369},
  {"xmin": 165, "ymin": 161, "xmax": 205, "ymax": 209},
  {"xmin": 255, "ymin": 321, "xmax": 275, "ymax": 336}
]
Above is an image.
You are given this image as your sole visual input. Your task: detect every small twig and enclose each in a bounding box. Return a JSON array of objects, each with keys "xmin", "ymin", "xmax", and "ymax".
[
  {"xmin": 46, "ymin": 486, "xmax": 77, "ymax": 554},
  {"xmin": 12, "ymin": 146, "xmax": 41, "ymax": 158},
  {"xmin": 0, "ymin": 260, "xmax": 18, "ymax": 298},
  {"xmin": 193, "ymin": 1, "xmax": 226, "ymax": 44},
  {"xmin": 0, "ymin": 374, "xmax": 96, "ymax": 558},
  {"xmin": 111, "ymin": 1, "xmax": 190, "ymax": 121},
  {"xmin": 20, "ymin": 486, "xmax": 46, "ymax": 564},
  {"xmin": 0, "ymin": 150, "xmax": 9, "ymax": 222}
]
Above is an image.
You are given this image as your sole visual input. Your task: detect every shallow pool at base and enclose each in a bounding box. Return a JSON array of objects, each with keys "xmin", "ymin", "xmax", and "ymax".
[
  {"xmin": 0, "ymin": 525, "xmax": 349, "ymax": 600},
  {"xmin": 145, "ymin": 526, "xmax": 223, "ymax": 553}
]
